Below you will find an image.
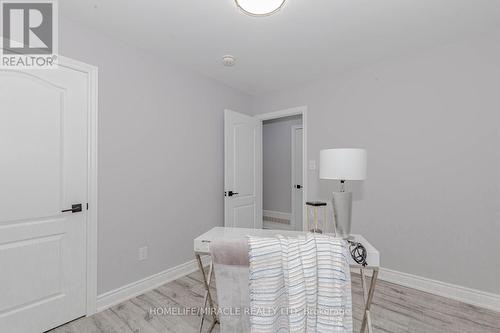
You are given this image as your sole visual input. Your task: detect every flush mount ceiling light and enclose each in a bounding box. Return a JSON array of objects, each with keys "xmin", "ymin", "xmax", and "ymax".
[{"xmin": 235, "ymin": 0, "xmax": 286, "ymax": 16}]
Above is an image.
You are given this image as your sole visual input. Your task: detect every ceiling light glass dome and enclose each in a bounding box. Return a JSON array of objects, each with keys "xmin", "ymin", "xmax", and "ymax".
[{"xmin": 235, "ymin": 0, "xmax": 286, "ymax": 16}]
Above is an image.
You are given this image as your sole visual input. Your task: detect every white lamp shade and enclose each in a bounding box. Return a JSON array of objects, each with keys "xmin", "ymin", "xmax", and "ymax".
[{"xmin": 320, "ymin": 148, "xmax": 367, "ymax": 180}]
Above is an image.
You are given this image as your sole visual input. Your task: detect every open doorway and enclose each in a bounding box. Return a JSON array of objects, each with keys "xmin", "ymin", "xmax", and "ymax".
[{"xmin": 262, "ymin": 115, "xmax": 304, "ymax": 231}]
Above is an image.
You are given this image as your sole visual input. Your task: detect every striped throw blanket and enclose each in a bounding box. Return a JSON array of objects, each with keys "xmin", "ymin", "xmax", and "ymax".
[{"xmin": 248, "ymin": 234, "xmax": 352, "ymax": 333}]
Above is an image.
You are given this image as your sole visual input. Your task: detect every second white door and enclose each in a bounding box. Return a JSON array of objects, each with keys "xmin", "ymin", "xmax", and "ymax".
[
  {"xmin": 291, "ymin": 126, "xmax": 303, "ymax": 230},
  {"xmin": 224, "ymin": 109, "xmax": 263, "ymax": 229}
]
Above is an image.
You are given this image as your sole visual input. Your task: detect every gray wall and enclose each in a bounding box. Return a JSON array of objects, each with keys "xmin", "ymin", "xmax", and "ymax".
[
  {"xmin": 59, "ymin": 17, "xmax": 500, "ymax": 297},
  {"xmin": 263, "ymin": 116, "xmax": 302, "ymax": 213},
  {"xmin": 60, "ymin": 19, "xmax": 252, "ymax": 294},
  {"xmin": 251, "ymin": 38, "xmax": 500, "ymax": 294}
]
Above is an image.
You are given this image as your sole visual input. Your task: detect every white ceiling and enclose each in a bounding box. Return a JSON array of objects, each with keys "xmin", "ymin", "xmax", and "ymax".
[{"xmin": 60, "ymin": 0, "xmax": 500, "ymax": 95}]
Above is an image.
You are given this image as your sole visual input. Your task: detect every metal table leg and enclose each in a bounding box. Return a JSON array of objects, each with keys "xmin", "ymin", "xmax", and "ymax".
[
  {"xmin": 195, "ymin": 254, "xmax": 219, "ymax": 333},
  {"xmin": 360, "ymin": 268, "xmax": 378, "ymax": 333}
]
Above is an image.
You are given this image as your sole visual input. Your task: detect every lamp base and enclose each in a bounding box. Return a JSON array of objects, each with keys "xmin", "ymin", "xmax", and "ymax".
[{"xmin": 332, "ymin": 191, "xmax": 353, "ymax": 239}]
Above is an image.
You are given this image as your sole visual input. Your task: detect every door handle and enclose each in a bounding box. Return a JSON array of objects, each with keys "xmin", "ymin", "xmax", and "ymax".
[
  {"xmin": 62, "ymin": 204, "xmax": 83, "ymax": 213},
  {"xmin": 294, "ymin": 185, "xmax": 302, "ymax": 189},
  {"xmin": 226, "ymin": 191, "xmax": 239, "ymax": 197}
]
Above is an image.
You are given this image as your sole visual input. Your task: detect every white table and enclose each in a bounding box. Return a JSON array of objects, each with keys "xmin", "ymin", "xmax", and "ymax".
[{"xmin": 194, "ymin": 227, "xmax": 380, "ymax": 333}]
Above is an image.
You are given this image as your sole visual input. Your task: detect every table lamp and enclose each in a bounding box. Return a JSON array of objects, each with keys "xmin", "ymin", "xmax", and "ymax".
[{"xmin": 320, "ymin": 148, "xmax": 367, "ymax": 239}]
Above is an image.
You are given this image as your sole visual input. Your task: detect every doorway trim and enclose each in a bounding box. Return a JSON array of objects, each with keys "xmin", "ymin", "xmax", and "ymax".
[
  {"xmin": 255, "ymin": 106, "xmax": 308, "ymax": 231},
  {"xmin": 58, "ymin": 56, "xmax": 99, "ymax": 315}
]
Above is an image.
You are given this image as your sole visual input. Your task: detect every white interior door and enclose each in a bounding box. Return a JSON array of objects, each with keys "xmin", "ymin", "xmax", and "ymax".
[
  {"xmin": 224, "ymin": 109, "xmax": 263, "ymax": 229},
  {"xmin": 291, "ymin": 126, "xmax": 303, "ymax": 230},
  {"xmin": 0, "ymin": 66, "xmax": 88, "ymax": 332}
]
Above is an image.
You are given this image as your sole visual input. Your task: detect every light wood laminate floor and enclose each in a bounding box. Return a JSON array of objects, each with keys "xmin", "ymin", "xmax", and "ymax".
[{"xmin": 50, "ymin": 270, "xmax": 500, "ymax": 333}]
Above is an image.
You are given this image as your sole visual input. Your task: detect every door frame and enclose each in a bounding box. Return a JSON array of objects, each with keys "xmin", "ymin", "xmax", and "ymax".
[
  {"xmin": 255, "ymin": 106, "xmax": 308, "ymax": 231},
  {"xmin": 57, "ymin": 56, "xmax": 99, "ymax": 315},
  {"xmin": 290, "ymin": 124, "xmax": 303, "ymax": 230}
]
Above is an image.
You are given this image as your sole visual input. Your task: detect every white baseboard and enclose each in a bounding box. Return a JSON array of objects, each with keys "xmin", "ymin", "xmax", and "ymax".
[
  {"xmin": 96, "ymin": 256, "xmax": 500, "ymax": 314},
  {"xmin": 96, "ymin": 256, "xmax": 211, "ymax": 312},
  {"xmin": 263, "ymin": 210, "xmax": 292, "ymax": 221},
  {"xmin": 373, "ymin": 267, "xmax": 500, "ymax": 313},
  {"xmin": 263, "ymin": 210, "xmax": 293, "ymax": 230}
]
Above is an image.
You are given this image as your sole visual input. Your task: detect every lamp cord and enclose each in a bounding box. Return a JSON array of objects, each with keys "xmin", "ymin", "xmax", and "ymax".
[{"xmin": 348, "ymin": 240, "xmax": 368, "ymax": 267}]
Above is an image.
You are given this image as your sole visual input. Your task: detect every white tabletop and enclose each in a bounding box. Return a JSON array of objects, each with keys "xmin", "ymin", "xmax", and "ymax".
[{"xmin": 194, "ymin": 227, "xmax": 380, "ymax": 268}]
